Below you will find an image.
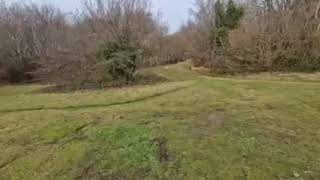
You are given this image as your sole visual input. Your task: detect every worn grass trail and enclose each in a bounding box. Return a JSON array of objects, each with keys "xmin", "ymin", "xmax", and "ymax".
[
  {"xmin": 0, "ymin": 62, "xmax": 320, "ymax": 179},
  {"xmin": 0, "ymin": 82, "xmax": 195, "ymax": 113}
]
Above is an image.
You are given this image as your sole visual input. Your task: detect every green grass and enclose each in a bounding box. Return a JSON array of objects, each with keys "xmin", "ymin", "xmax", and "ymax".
[
  {"xmin": 94, "ymin": 125, "xmax": 159, "ymax": 176},
  {"xmin": 0, "ymin": 62, "xmax": 320, "ymax": 179}
]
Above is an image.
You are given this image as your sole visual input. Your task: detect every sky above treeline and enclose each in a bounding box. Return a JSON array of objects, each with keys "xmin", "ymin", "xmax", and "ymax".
[{"xmin": 10, "ymin": 0, "xmax": 194, "ymax": 33}]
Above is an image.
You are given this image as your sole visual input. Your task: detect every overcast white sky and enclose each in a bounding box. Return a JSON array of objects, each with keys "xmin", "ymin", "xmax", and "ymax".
[{"xmin": 11, "ymin": 0, "xmax": 194, "ymax": 33}]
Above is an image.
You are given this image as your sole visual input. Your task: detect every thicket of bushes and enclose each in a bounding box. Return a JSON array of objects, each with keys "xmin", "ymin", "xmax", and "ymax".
[
  {"xmin": 0, "ymin": 0, "xmax": 172, "ymax": 87},
  {"xmin": 0, "ymin": 0, "xmax": 319, "ymax": 87},
  {"xmin": 180, "ymin": 0, "xmax": 320, "ymax": 73},
  {"xmin": 226, "ymin": 0, "xmax": 320, "ymax": 73}
]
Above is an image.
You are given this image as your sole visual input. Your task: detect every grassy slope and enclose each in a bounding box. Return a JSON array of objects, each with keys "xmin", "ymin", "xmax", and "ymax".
[{"xmin": 0, "ymin": 62, "xmax": 320, "ymax": 179}]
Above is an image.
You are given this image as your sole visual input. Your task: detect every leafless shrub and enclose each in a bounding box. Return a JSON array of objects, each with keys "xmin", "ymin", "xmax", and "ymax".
[{"xmin": 189, "ymin": 0, "xmax": 218, "ymax": 65}]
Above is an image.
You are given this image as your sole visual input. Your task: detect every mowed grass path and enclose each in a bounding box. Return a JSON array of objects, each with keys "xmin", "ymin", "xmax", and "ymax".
[{"xmin": 0, "ymin": 63, "xmax": 320, "ymax": 179}]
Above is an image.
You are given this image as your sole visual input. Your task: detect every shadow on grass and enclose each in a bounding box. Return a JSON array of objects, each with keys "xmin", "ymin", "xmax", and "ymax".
[
  {"xmin": 0, "ymin": 83, "xmax": 195, "ymax": 114},
  {"xmin": 40, "ymin": 73, "xmax": 169, "ymax": 93}
]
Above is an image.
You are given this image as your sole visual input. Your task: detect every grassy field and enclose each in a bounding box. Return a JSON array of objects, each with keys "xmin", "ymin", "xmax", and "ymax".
[{"xmin": 1, "ymin": 62, "xmax": 320, "ymax": 179}]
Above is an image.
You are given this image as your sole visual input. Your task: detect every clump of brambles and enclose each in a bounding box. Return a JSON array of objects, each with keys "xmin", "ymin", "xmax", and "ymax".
[{"xmin": 97, "ymin": 40, "xmax": 139, "ymax": 85}]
